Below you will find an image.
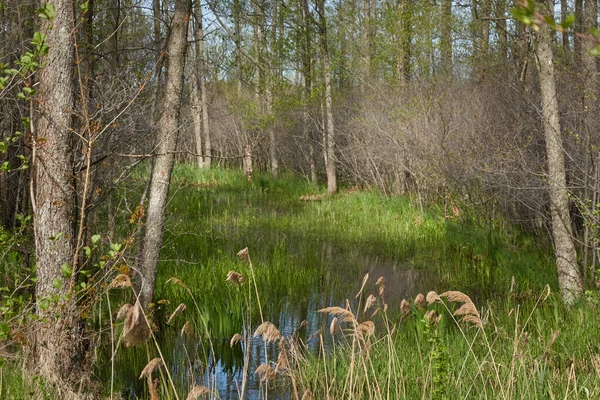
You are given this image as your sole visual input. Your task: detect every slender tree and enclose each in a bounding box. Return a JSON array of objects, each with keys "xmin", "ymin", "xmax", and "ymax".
[
  {"xmin": 139, "ymin": 0, "xmax": 191, "ymax": 307},
  {"xmin": 193, "ymin": 0, "xmax": 211, "ymax": 168},
  {"xmin": 317, "ymin": 0, "xmax": 336, "ymax": 195},
  {"xmin": 535, "ymin": 0, "xmax": 583, "ymax": 305}
]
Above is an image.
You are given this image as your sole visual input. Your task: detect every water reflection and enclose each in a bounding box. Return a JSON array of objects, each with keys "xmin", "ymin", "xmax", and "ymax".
[{"xmin": 179, "ymin": 242, "xmax": 437, "ymax": 400}]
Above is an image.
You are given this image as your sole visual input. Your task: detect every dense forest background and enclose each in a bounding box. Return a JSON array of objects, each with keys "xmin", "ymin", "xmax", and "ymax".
[{"xmin": 1, "ymin": 0, "xmax": 600, "ymax": 397}]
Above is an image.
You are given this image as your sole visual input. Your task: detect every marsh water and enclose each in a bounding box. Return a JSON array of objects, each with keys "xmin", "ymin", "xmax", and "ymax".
[{"xmin": 206, "ymin": 250, "xmax": 435, "ymax": 400}]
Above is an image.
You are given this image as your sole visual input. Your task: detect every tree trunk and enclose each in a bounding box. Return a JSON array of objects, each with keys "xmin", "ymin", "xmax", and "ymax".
[
  {"xmin": 440, "ymin": 0, "xmax": 452, "ymax": 78},
  {"xmin": 494, "ymin": 0, "xmax": 508, "ymax": 79},
  {"xmin": 300, "ymin": 0, "xmax": 317, "ymax": 182},
  {"xmin": 193, "ymin": 0, "xmax": 210, "ymax": 168},
  {"xmin": 536, "ymin": 0, "xmax": 583, "ymax": 305},
  {"xmin": 317, "ymin": 0, "xmax": 336, "ymax": 195},
  {"xmin": 575, "ymin": 0, "xmax": 584, "ymax": 67},
  {"xmin": 139, "ymin": 0, "xmax": 191, "ymax": 308},
  {"xmin": 34, "ymin": 0, "xmax": 87, "ymax": 388},
  {"xmin": 561, "ymin": 0, "xmax": 570, "ymax": 60},
  {"xmin": 473, "ymin": 0, "xmax": 490, "ymax": 80},
  {"xmin": 582, "ymin": 0, "xmax": 598, "ymax": 278},
  {"xmin": 267, "ymin": 0, "xmax": 278, "ymax": 175}
]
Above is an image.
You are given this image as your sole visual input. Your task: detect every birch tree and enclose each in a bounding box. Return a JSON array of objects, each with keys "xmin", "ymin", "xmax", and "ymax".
[
  {"xmin": 138, "ymin": 0, "xmax": 191, "ymax": 307},
  {"xmin": 317, "ymin": 0, "xmax": 337, "ymax": 195},
  {"xmin": 535, "ymin": 0, "xmax": 583, "ymax": 305}
]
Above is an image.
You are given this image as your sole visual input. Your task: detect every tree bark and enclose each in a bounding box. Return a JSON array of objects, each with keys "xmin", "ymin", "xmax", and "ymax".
[
  {"xmin": 268, "ymin": 0, "xmax": 278, "ymax": 176},
  {"xmin": 536, "ymin": 0, "xmax": 583, "ymax": 305},
  {"xmin": 582, "ymin": 0, "xmax": 598, "ymax": 278},
  {"xmin": 494, "ymin": 0, "xmax": 508, "ymax": 79},
  {"xmin": 561, "ymin": 0, "xmax": 570, "ymax": 60},
  {"xmin": 575, "ymin": 0, "xmax": 584, "ymax": 66},
  {"xmin": 317, "ymin": 0, "xmax": 336, "ymax": 195},
  {"xmin": 34, "ymin": 0, "xmax": 87, "ymax": 388},
  {"xmin": 300, "ymin": 0, "xmax": 317, "ymax": 182},
  {"xmin": 139, "ymin": 0, "xmax": 190, "ymax": 308},
  {"xmin": 193, "ymin": 0, "xmax": 211, "ymax": 168}
]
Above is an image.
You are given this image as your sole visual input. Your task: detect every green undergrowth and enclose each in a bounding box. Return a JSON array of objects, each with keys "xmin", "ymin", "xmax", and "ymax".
[
  {"xmin": 91, "ymin": 165, "xmax": 566, "ymax": 397},
  {"xmin": 1, "ymin": 164, "xmax": 584, "ymax": 399},
  {"xmin": 155, "ymin": 164, "xmax": 556, "ymax": 299}
]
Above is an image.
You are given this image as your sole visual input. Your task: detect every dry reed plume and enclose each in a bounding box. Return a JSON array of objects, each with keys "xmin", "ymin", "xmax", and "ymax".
[
  {"xmin": 329, "ymin": 317, "xmax": 339, "ymax": 336},
  {"xmin": 355, "ymin": 273, "xmax": 369, "ymax": 298},
  {"xmin": 414, "ymin": 293, "xmax": 426, "ymax": 309},
  {"xmin": 226, "ymin": 270, "xmax": 244, "ymax": 284},
  {"xmin": 139, "ymin": 357, "xmax": 163, "ymax": 379},
  {"xmin": 253, "ymin": 322, "xmax": 281, "ymax": 342},
  {"xmin": 400, "ymin": 299, "xmax": 411, "ymax": 315},
  {"xmin": 275, "ymin": 348, "xmax": 291, "ymax": 373},
  {"xmin": 185, "ymin": 385, "xmax": 211, "ymax": 399},
  {"xmin": 255, "ymin": 363, "xmax": 276, "ymax": 382},
  {"xmin": 167, "ymin": 303, "xmax": 187, "ymax": 325},
  {"xmin": 318, "ymin": 306, "xmax": 356, "ymax": 323},
  {"xmin": 439, "ymin": 290, "xmax": 482, "ymax": 327},
  {"xmin": 364, "ymin": 294, "xmax": 377, "ymax": 312},
  {"xmin": 230, "ymin": 333, "xmax": 243, "ymax": 347},
  {"xmin": 117, "ymin": 300, "xmax": 150, "ymax": 346},
  {"xmin": 109, "ymin": 273, "xmax": 132, "ymax": 289},
  {"xmin": 181, "ymin": 321, "xmax": 191, "ymax": 336},
  {"xmin": 237, "ymin": 247, "xmax": 250, "ymax": 262}
]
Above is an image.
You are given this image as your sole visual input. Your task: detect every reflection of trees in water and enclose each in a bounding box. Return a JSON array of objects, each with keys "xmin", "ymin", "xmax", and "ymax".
[{"xmin": 198, "ymin": 240, "xmax": 436, "ymax": 399}]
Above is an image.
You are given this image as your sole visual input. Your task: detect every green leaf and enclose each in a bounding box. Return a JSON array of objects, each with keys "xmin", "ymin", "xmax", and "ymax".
[
  {"xmin": 561, "ymin": 14, "xmax": 575, "ymax": 29},
  {"xmin": 32, "ymin": 31, "xmax": 46, "ymax": 46},
  {"xmin": 110, "ymin": 243, "xmax": 122, "ymax": 252},
  {"xmin": 37, "ymin": 3, "xmax": 56, "ymax": 20},
  {"xmin": 80, "ymin": 1, "xmax": 89, "ymax": 12},
  {"xmin": 0, "ymin": 323, "xmax": 9, "ymax": 339},
  {"xmin": 39, "ymin": 299, "xmax": 50, "ymax": 311},
  {"xmin": 84, "ymin": 246, "xmax": 91, "ymax": 258},
  {"xmin": 60, "ymin": 263, "xmax": 72, "ymax": 277},
  {"xmin": 591, "ymin": 45, "xmax": 600, "ymax": 57},
  {"xmin": 91, "ymin": 234, "xmax": 101, "ymax": 245},
  {"xmin": 52, "ymin": 278, "xmax": 62, "ymax": 290}
]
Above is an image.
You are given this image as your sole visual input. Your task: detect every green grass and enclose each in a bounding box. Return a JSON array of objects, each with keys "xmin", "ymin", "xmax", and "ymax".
[
  {"xmin": 293, "ymin": 290, "xmax": 600, "ymax": 399},
  {"xmin": 2, "ymin": 164, "xmax": 593, "ymax": 399}
]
